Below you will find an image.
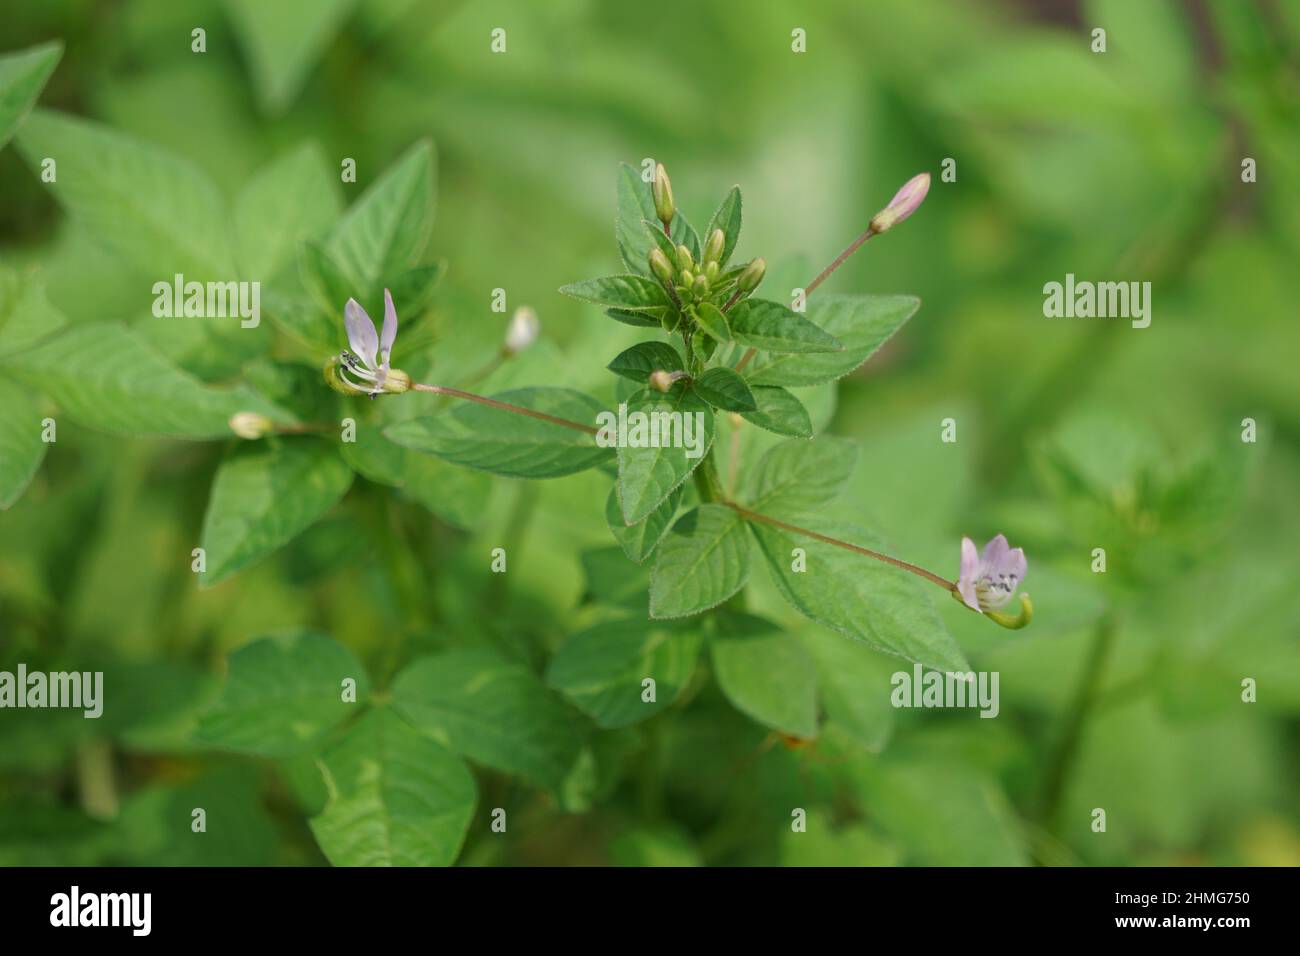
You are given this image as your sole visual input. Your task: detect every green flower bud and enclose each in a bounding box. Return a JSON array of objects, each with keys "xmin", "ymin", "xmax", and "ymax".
[
  {"xmin": 704, "ymin": 228, "xmax": 725, "ymax": 264},
  {"xmin": 649, "ymin": 248, "xmax": 675, "ymax": 286},
  {"xmin": 652, "ymin": 163, "xmax": 675, "ymax": 226},
  {"xmin": 705, "ymin": 261, "xmax": 719, "ymax": 283},
  {"xmin": 675, "ymin": 244, "xmax": 694, "ymax": 272},
  {"xmin": 693, "ymin": 274, "xmax": 709, "ymax": 297},
  {"xmin": 736, "ymin": 257, "xmax": 766, "ymax": 293},
  {"xmin": 679, "ymin": 268, "xmax": 695, "ymax": 288}
]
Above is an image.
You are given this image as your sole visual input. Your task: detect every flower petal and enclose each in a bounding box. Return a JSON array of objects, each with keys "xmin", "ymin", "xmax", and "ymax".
[
  {"xmin": 959, "ymin": 536, "xmax": 980, "ymax": 582},
  {"xmin": 380, "ymin": 288, "xmax": 398, "ymax": 369},
  {"xmin": 344, "ymin": 299, "xmax": 379, "ymax": 370},
  {"xmin": 981, "ymin": 533, "xmax": 1010, "ymax": 570}
]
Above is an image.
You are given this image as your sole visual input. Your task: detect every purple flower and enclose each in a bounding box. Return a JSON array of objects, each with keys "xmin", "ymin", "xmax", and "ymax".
[
  {"xmin": 340, "ymin": 289, "xmax": 398, "ymax": 394},
  {"xmin": 957, "ymin": 534, "xmax": 1027, "ymax": 614}
]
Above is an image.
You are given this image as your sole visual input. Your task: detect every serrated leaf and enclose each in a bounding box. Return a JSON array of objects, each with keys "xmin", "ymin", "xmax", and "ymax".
[
  {"xmin": 616, "ymin": 162, "xmax": 700, "ymax": 274},
  {"xmin": 749, "ymin": 436, "xmax": 857, "ymax": 513},
  {"xmin": 605, "ymin": 306, "xmax": 667, "ymax": 328},
  {"xmin": 200, "ymin": 438, "xmax": 354, "ymax": 586},
  {"xmin": 0, "ymin": 380, "xmax": 46, "ymax": 509},
  {"xmin": 710, "ymin": 613, "xmax": 818, "ymax": 738},
  {"xmin": 224, "ymin": 0, "xmax": 356, "ymax": 114},
  {"xmin": 391, "ymin": 649, "xmax": 586, "ymax": 790},
  {"xmin": 385, "ymin": 387, "xmax": 611, "ymax": 479},
  {"xmin": 607, "ymin": 341, "xmax": 684, "ymax": 383},
  {"xmin": 311, "ymin": 708, "xmax": 475, "ymax": 867},
  {"xmin": 693, "ymin": 366, "xmax": 755, "ymax": 412},
  {"xmin": 195, "ymin": 632, "xmax": 367, "ymax": 757},
  {"xmin": 650, "ymin": 504, "xmax": 750, "ymax": 618},
  {"xmin": 728, "ymin": 298, "xmax": 842, "ymax": 353},
  {"xmin": 235, "ymin": 143, "xmax": 341, "ymax": 280},
  {"xmin": 605, "ymin": 483, "xmax": 682, "ymax": 563},
  {"xmin": 16, "ymin": 110, "xmax": 236, "ymax": 278},
  {"xmin": 693, "ymin": 302, "xmax": 731, "ymax": 343},
  {"xmin": 745, "ymin": 295, "xmax": 921, "ymax": 386},
  {"xmin": 559, "ymin": 274, "xmax": 670, "ymax": 311},
  {"xmin": 748, "ymin": 517, "xmax": 969, "ymax": 673},
  {"xmin": 740, "ymin": 385, "xmax": 812, "ymax": 437},
  {"xmin": 703, "ymin": 186, "xmax": 742, "ymax": 266},
  {"xmin": 5, "ymin": 324, "xmax": 291, "ymax": 438},
  {"xmin": 616, "ymin": 387, "xmax": 715, "ymax": 523},
  {"xmin": 0, "ymin": 41, "xmax": 61, "ymax": 150},
  {"xmin": 546, "ymin": 618, "xmax": 703, "ymax": 728},
  {"xmin": 326, "ymin": 139, "xmax": 435, "ymax": 302}
]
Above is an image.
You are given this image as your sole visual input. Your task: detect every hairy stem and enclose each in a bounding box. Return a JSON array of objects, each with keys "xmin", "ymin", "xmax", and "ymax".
[{"xmin": 723, "ymin": 501, "xmax": 955, "ymax": 591}]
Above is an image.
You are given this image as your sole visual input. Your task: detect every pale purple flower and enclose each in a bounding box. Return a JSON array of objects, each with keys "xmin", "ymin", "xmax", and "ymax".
[
  {"xmin": 870, "ymin": 172, "xmax": 931, "ymax": 233},
  {"xmin": 957, "ymin": 534, "xmax": 1027, "ymax": 614},
  {"xmin": 503, "ymin": 306, "xmax": 540, "ymax": 353},
  {"xmin": 340, "ymin": 289, "xmax": 398, "ymax": 394}
]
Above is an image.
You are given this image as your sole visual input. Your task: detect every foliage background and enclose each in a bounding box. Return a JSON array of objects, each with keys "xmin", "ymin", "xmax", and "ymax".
[{"xmin": 1, "ymin": 0, "xmax": 1298, "ymax": 866}]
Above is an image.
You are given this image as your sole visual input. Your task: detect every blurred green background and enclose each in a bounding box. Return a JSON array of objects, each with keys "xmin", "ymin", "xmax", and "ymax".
[{"xmin": 1, "ymin": 0, "xmax": 1298, "ymax": 866}]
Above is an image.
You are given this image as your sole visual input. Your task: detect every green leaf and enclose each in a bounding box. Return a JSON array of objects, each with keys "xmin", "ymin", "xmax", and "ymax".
[
  {"xmin": 616, "ymin": 387, "xmax": 715, "ymax": 523},
  {"xmin": 748, "ymin": 517, "xmax": 969, "ymax": 673},
  {"xmin": 579, "ymin": 545, "xmax": 650, "ymax": 609},
  {"xmin": 801, "ymin": 629, "xmax": 896, "ymax": 752},
  {"xmin": 728, "ymin": 298, "xmax": 843, "ymax": 353},
  {"xmin": 311, "ymin": 708, "xmax": 476, "ymax": 867},
  {"xmin": 195, "ymin": 631, "xmax": 367, "ymax": 757},
  {"xmin": 559, "ymin": 275, "xmax": 670, "ymax": 311},
  {"xmin": 223, "ymin": 0, "xmax": 357, "ymax": 113},
  {"xmin": 0, "ymin": 41, "xmax": 61, "ymax": 150},
  {"xmin": 546, "ymin": 618, "xmax": 703, "ymax": 728},
  {"xmin": 693, "ymin": 302, "xmax": 731, "ymax": 343},
  {"xmin": 703, "ymin": 186, "xmax": 742, "ymax": 266},
  {"xmin": 16, "ymin": 110, "xmax": 236, "ymax": 278},
  {"xmin": 693, "ymin": 367, "xmax": 756, "ymax": 412},
  {"xmin": 650, "ymin": 504, "xmax": 750, "ymax": 618},
  {"xmin": 385, "ymin": 387, "xmax": 611, "ymax": 479},
  {"xmin": 740, "ymin": 385, "xmax": 812, "ymax": 438},
  {"xmin": 391, "ymin": 649, "xmax": 586, "ymax": 790},
  {"xmin": 199, "ymin": 438, "xmax": 354, "ymax": 586},
  {"xmin": 235, "ymin": 143, "xmax": 341, "ymax": 280},
  {"xmin": 616, "ymin": 162, "xmax": 700, "ymax": 274},
  {"xmin": 0, "ymin": 380, "xmax": 46, "ymax": 509},
  {"xmin": 748, "ymin": 436, "xmax": 857, "ymax": 513},
  {"xmin": 744, "ymin": 295, "xmax": 921, "ymax": 386},
  {"xmin": 605, "ymin": 483, "xmax": 683, "ymax": 563},
  {"xmin": 605, "ymin": 306, "xmax": 667, "ymax": 328},
  {"xmin": 606, "ymin": 341, "xmax": 684, "ymax": 383},
  {"xmin": 5, "ymin": 324, "xmax": 291, "ymax": 438},
  {"xmin": 0, "ymin": 269, "xmax": 67, "ymax": 354},
  {"xmin": 326, "ymin": 139, "xmax": 435, "ymax": 301},
  {"xmin": 299, "ymin": 240, "xmax": 355, "ymax": 321},
  {"xmin": 710, "ymin": 613, "xmax": 818, "ymax": 738}
]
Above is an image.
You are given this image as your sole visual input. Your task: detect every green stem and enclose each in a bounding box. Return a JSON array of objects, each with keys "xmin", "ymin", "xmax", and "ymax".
[
  {"xmin": 412, "ymin": 383, "xmax": 599, "ymax": 434},
  {"xmin": 1039, "ymin": 611, "xmax": 1119, "ymax": 830}
]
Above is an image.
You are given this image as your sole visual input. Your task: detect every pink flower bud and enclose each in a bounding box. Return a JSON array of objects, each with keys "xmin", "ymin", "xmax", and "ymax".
[{"xmin": 869, "ymin": 172, "xmax": 930, "ymax": 234}]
